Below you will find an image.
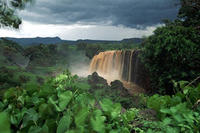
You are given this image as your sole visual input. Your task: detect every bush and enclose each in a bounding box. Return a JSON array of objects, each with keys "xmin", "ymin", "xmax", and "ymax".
[
  {"xmin": 0, "ymin": 72, "xmax": 139, "ymax": 133},
  {"xmin": 141, "ymin": 25, "xmax": 200, "ymax": 94},
  {"xmin": 143, "ymin": 103, "xmax": 200, "ymax": 133}
]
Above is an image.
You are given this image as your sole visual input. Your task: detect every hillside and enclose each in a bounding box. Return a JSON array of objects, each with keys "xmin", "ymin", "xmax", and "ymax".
[
  {"xmin": 4, "ymin": 37, "xmax": 143, "ymax": 46},
  {"xmin": 5, "ymin": 37, "xmax": 64, "ymax": 46}
]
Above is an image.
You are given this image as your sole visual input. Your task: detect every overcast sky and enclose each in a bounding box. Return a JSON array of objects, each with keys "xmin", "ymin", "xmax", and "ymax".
[{"xmin": 0, "ymin": 0, "xmax": 179, "ymax": 40}]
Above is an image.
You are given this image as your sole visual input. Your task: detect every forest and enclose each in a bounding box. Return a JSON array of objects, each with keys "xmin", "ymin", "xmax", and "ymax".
[{"xmin": 0, "ymin": 0, "xmax": 200, "ymax": 133}]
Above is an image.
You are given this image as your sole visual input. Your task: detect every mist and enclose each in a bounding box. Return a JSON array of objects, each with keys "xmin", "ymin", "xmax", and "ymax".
[{"xmin": 68, "ymin": 50, "xmax": 91, "ymax": 77}]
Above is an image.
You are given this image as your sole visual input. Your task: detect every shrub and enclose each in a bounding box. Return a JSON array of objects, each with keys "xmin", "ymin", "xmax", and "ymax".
[
  {"xmin": 141, "ymin": 25, "xmax": 200, "ymax": 94},
  {"xmin": 0, "ymin": 72, "xmax": 138, "ymax": 133}
]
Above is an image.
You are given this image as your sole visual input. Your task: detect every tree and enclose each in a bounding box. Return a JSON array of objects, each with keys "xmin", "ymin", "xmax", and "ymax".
[
  {"xmin": 0, "ymin": 0, "xmax": 32, "ymax": 28},
  {"xmin": 141, "ymin": 25, "xmax": 200, "ymax": 94},
  {"xmin": 178, "ymin": 0, "xmax": 200, "ymax": 28},
  {"xmin": 85, "ymin": 44, "xmax": 103, "ymax": 59},
  {"xmin": 141, "ymin": 0, "xmax": 200, "ymax": 94}
]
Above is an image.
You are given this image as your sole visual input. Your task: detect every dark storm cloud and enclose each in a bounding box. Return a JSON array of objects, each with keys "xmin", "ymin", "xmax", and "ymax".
[{"xmin": 20, "ymin": 0, "xmax": 179, "ymax": 28}]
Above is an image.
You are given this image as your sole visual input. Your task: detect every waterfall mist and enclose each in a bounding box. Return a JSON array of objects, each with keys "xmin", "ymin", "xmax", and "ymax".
[{"xmin": 68, "ymin": 50, "xmax": 90, "ymax": 77}]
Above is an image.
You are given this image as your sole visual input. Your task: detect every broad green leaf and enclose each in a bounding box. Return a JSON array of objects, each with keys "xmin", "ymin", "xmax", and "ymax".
[
  {"xmin": 32, "ymin": 96, "xmax": 40, "ymax": 106},
  {"xmin": 48, "ymin": 96, "xmax": 61, "ymax": 112},
  {"xmin": 76, "ymin": 93, "xmax": 95, "ymax": 106},
  {"xmin": 111, "ymin": 103, "xmax": 121, "ymax": 119},
  {"xmin": 41, "ymin": 124, "xmax": 49, "ymax": 133},
  {"xmin": 57, "ymin": 114, "xmax": 71, "ymax": 133},
  {"xmin": 0, "ymin": 112, "xmax": 10, "ymax": 133},
  {"xmin": 58, "ymin": 91, "xmax": 73, "ymax": 111},
  {"xmin": 39, "ymin": 103, "xmax": 49, "ymax": 117},
  {"xmin": 22, "ymin": 108, "xmax": 39, "ymax": 127},
  {"xmin": 39, "ymin": 103, "xmax": 54, "ymax": 118},
  {"xmin": 45, "ymin": 119, "xmax": 57, "ymax": 133},
  {"xmin": 100, "ymin": 98, "xmax": 113, "ymax": 112},
  {"xmin": 179, "ymin": 81, "xmax": 189, "ymax": 89},
  {"xmin": 173, "ymin": 115, "xmax": 183, "ymax": 123},
  {"xmin": 109, "ymin": 130, "xmax": 118, "ymax": 133},
  {"xmin": 76, "ymin": 83, "xmax": 90, "ymax": 91},
  {"xmin": 121, "ymin": 128, "xmax": 130, "ymax": 133},
  {"xmin": 162, "ymin": 118, "xmax": 172, "ymax": 125},
  {"xmin": 28, "ymin": 126, "xmax": 42, "ymax": 133},
  {"xmin": 66, "ymin": 130, "xmax": 77, "ymax": 133},
  {"xmin": 75, "ymin": 106, "xmax": 89, "ymax": 127},
  {"xmin": 183, "ymin": 89, "xmax": 189, "ymax": 95},
  {"xmin": 0, "ymin": 102, "xmax": 4, "ymax": 111},
  {"xmin": 90, "ymin": 110, "xmax": 106, "ymax": 133},
  {"xmin": 166, "ymin": 127, "xmax": 179, "ymax": 133},
  {"xmin": 146, "ymin": 129, "xmax": 154, "ymax": 133},
  {"xmin": 17, "ymin": 96, "xmax": 25, "ymax": 105},
  {"xmin": 160, "ymin": 108, "xmax": 170, "ymax": 114},
  {"xmin": 3, "ymin": 88, "xmax": 16, "ymax": 100}
]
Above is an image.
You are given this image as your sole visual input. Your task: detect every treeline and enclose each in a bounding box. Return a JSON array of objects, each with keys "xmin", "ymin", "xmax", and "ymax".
[
  {"xmin": 76, "ymin": 42, "xmax": 140, "ymax": 59},
  {"xmin": 0, "ymin": 38, "xmax": 70, "ymax": 68}
]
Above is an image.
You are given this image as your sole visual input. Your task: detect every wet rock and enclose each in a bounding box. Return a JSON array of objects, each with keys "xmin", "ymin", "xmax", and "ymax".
[
  {"xmin": 110, "ymin": 80, "xmax": 130, "ymax": 97},
  {"xmin": 88, "ymin": 72, "xmax": 108, "ymax": 89}
]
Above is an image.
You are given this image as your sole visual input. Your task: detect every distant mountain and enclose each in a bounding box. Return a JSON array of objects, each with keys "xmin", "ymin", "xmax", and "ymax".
[
  {"xmin": 4, "ymin": 37, "xmax": 143, "ymax": 46},
  {"xmin": 6, "ymin": 37, "xmax": 64, "ymax": 46},
  {"xmin": 76, "ymin": 39, "xmax": 119, "ymax": 44}
]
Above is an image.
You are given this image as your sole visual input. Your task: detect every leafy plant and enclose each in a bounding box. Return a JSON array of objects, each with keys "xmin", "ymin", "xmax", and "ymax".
[
  {"xmin": 141, "ymin": 25, "xmax": 200, "ymax": 94},
  {"xmin": 0, "ymin": 112, "xmax": 10, "ymax": 133},
  {"xmin": 0, "ymin": 71, "xmax": 139, "ymax": 133},
  {"xmin": 143, "ymin": 103, "xmax": 200, "ymax": 133}
]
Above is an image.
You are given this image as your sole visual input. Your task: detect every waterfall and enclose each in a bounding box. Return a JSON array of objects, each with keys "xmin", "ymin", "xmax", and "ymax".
[
  {"xmin": 89, "ymin": 50, "xmax": 149, "ymax": 89},
  {"xmin": 89, "ymin": 51, "xmax": 124, "ymax": 82}
]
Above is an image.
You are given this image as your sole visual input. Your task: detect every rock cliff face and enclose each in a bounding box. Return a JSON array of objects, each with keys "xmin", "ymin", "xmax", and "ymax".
[{"xmin": 89, "ymin": 50, "xmax": 150, "ymax": 90}]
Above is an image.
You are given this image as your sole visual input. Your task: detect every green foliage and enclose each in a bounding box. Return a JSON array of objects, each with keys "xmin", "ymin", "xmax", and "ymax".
[
  {"xmin": 24, "ymin": 44, "xmax": 58, "ymax": 67},
  {"xmin": 141, "ymin": 82, "xmax": 200, "ymax": 132},
  {"xmin": 0, "ymin": 112, "xmax": 10, "ymax": 133},
  {"xmin": 143, "ymin": 103, "xmax": 200, "ymax": 133},
  {"xmin": 80, "ymin": 42, "xmax": 140, "ymax": 59},
  {"xmin": 0, "ymin": 66, "xmax": 199, "ymax": 133},
  {"xmin": 57, "ymin": 114, "xmax": 71, "ymax": 133},
  {"xmin": 76, "ymin": 43, "xmax": 87, "ymax": 50},
  {"xmin": 23, "ymin": 43, "xmax": 70, "ymax": 70},
  {"xmin": 0, "ymin": 38, "xmax": 27, "ymax": 67},
  {"xmin": 0, "ymin": 66, "xmax": 40, "ymax": 93},
  {"xmin": 85, "ymin": 44, "xmax": 103, "ymax": 59},
  {"xmin": 0, "ymin": 71, "xmax": 139, "ymax": 133},
  {"xmin": 122, "ymin": 108, "xmax": 139, "ymax": 124},
  {"xmin": 178, "ymin": 0, "xmax": 200, "ymax": 27},
  {"xmin": 0, "ymin": 38, "xmax": 24, "ymax": 53},
  {"xmin": 0, "ymin": 0, "xmax": 32, "ymax": 28},
  {"xmin": 90, "ymin": 110, "xmax": 106, "ymax": 132},
  {"xmin": 100, "ymin": 98, "xmax": 121, "ymax": 119},
  {"xmin": 141, "ymin": 25, "xmax": 200, "ymax": 94}
]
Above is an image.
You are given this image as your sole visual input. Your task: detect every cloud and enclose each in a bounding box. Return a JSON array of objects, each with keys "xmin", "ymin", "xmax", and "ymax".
[
  {"xmin": 0, "ymin": 21, "xmax": 160, "ymax": 40},
  {"xmin": 19, "ymin": 0, "xmax": 179, "ymax": 28}
]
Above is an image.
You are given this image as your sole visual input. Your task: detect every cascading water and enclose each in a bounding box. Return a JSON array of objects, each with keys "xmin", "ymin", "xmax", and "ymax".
[
  {"xmin": 89, "ymin": 51, "xmax": 123, "ymax": 82},
  {"xmin": 89, "ymin": 50, "xmax": 149, "ymax": 90}
]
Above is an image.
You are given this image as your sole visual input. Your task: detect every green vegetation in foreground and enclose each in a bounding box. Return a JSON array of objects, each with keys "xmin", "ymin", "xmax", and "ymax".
[{"xmin": 0, "ymin": 71, "xmax": 200, "ymax": 133}]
